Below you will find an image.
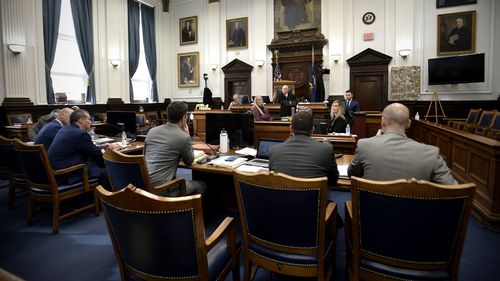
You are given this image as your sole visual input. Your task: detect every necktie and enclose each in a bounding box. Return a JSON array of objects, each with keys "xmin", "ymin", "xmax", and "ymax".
[{"xmin": 347, "ymin": 101, "xmax": 350, "ymax": 108}]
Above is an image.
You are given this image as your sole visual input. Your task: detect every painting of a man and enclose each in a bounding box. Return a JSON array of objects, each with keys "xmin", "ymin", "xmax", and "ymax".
[
  {"xmin": 437, "ymin": 11, "xmax": 475, "ymax": 56},
  {"xmin": 274, "ymin": 0, "xmax": 320, "ymax": 34},
  {"xmin": 179, "ymin": 16, "xmax": 197, "ymax": 45},
  {"xmin": 178, "ymin": 52, "xmax": 199, "ymax": 88},
  {"xmin": 447, "ymin": 17, "xmax": 471, "ymax": 51},
  {"xmin": 227, "ymin": 18, "xmax": 248, "ymax": 49}
]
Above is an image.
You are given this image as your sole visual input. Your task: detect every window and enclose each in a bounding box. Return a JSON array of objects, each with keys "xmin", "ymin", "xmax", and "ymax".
[
  {"xmin": 51, "ymin": 0, "xmax": 88, "ymax": 103},
  {"xmin": 131, "ymin": 9, "xmax": 153, "ymax": 102}
]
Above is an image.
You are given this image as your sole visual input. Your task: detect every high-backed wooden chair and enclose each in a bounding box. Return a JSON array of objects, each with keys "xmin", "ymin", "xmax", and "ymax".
[
  {"xmin": 6, "ymin": 113, "xmax": 33, "ymax": 125},
  {"xmin": 103, "ymin": 150, "xmax": 186, "ymax": 195},
  {"xmin": 13, "ymin": 141, "xmax": 99, "ymax": 234},
  {"xmin": 97, "ymin": 184, "xmax": 240, "ymax": 281},
  {"xmin": 145, "ymin": 111, "xmax": 159, "ymax": 126},
  {"xmin": 478, "ymin": 111, "xmax": 500, "ymax": 138},
  {"xmin": 463, "ymin": 110, "xmax": 496, "ymax": 134},
  {"xmin": 345, "ymin": 177, "xmax": 476, "ymax": 281},
  {"xmin": 0, "ymin": 136, "xmax": 29, "ymax": 210},
  {"xmin": 448, "ymin": 108, "xmax": 481, "ymax": 130},
  {"xmin": 233, "ymin": 170, "xmax": 337, "ymax": 281}
]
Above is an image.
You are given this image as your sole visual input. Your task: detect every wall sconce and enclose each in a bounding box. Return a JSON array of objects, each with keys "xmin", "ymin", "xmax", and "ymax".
[
  {"xmin": 398, "ymin": 49, "xmax": 411, "ymax": 59},
  {"xmin": 256, "ymin": 60, "xmax": 265, "ymax": 67},
  {"xmin": 331, "ymin": 54, "xmax": 341, "ymax": 64},
  {"xmin": 210, "ymin": 64, "xmax": 218, "ymax": 71},
  {"xmin": 8, "ymin": 44, "xmax": 26, "ymax": 55},
  {"xmin": 109, "ymin": 59, "xmax": 122, "ymax": 68}
]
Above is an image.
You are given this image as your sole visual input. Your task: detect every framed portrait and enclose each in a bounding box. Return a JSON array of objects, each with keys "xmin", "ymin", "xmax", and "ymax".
[
  {"xmin": 226, "ymin": 17, "xmax": 248, "ymax": 49},
  {"xmin": 273, "ymin": 0, "xmax": 321, "ymax": 34},
  {"xmin": 437, "ymin": 11, "xmax": 476, "ymax": 56},
  {"xmin": 177, "ymin": 52, "xmax": 199, "ymax": 88},
  {"xmin": 179, "ymin": 16, "xmax": 197, "ymax": 45},
  {"xmin": 436, "ymin": 0, "xmax": 477, "ymax": 9}
]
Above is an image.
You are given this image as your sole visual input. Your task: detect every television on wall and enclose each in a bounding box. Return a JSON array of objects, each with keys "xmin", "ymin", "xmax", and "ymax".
[{"xmin": 428, "ymin": 53, "xmax": 485, "ymax": 85}]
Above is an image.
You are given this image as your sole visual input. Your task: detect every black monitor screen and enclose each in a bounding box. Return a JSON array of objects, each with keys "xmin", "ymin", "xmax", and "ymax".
[
  {"xmin": 106, "ymin": 111, "xmax": 137, "ymax": 136},
  {"xmin": 428, "ymin": 53, "xmax": 485, "ymax": 85},
  {"xmin": 205, "ymin": 113, "xmax": 254, "ymax": 147}
]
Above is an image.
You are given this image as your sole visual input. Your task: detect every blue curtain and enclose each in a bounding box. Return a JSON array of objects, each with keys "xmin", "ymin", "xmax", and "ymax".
[
  {"xmin": 70, "ymin": 0, "xmax": 95, "ymax": 104},
  {"xmin": 128, "ymin": 0, "xmax": 140, "ymax": 103},
  {"xmin": 141, "ymin": 5, "xmax": 158, "ymax": 102},
  {"xmin": 42, "ymin": 0, "xmax": 62, "ymax": 104}
]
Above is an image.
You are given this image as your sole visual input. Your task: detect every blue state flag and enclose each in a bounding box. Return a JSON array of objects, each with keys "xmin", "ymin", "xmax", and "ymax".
[{"xmin": 309, "ymin": 61, "xmax": 317, "ymax": 102}]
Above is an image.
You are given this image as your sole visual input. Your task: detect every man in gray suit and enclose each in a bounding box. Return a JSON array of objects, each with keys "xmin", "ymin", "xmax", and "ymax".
[
  {"xmin": 348, "ymin": 103, "xmax": 457, "ymax": 185},
  {"xmin": 269, "ymin": 111, "xmax": 339, "ymax": 185},
  {"xmin": 144, "ymin": 101, "xmax": 206, "ymax": 196}
]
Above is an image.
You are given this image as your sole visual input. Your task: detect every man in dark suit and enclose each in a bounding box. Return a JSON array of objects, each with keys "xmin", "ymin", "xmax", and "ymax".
[
  {"xmin": 344, "ymin": 89, "xmax": 360, "ymax": 124},
  {"xmin": 276, "ymin": 85, "xmax": 298, "ymax": 117},
  {"xmin": 48, "ymin": 110, "xmax": 120, "ymax": 188},
  {"xmin": 231, "ymin": 21, "xmax": 246, "ymax": 47},
  {"xmin": 34, "ymin": 107, "xmax": 73, "ymax": 150},
  {"xmin": 269, "ymin": 111, "xmax": 339, "ymax": 185}
]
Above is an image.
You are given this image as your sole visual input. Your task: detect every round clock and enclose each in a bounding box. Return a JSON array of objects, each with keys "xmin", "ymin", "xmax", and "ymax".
[{"xmin": 362, "ymin": 12, "xmax": 376, "ymax": 25}]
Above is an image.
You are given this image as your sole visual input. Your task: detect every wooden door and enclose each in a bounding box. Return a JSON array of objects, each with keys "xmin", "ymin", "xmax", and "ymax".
[{"xmin": 353, "ymin": 75, "xmax": 384, "ymax": 111}]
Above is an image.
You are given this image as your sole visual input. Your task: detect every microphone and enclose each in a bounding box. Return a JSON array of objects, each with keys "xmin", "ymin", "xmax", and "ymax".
[{"xmin": 194, "ymin": 133, "xmax": 219, "ymax": 161}]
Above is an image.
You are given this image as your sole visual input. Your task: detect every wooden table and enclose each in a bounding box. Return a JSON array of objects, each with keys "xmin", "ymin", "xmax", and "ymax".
[{"xmin": 4, "ymin": 124, "xmax": 34, "ymax": 142}]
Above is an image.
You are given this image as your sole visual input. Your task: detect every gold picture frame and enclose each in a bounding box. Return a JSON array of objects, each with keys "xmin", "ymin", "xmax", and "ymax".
[
  {"xmin": 178, "ymin": 52, "xmax": 199, "ymax": 88},
  {"xmin": 437, "ymin": 11, "xmax": 476, "ymax": 56},
  {"xmin": 226, "ymin": 17, "xmax": 248, "ymax": 49},
  {"xmin": 179, "ymin": 16, "xmax": 197, "ymax": 45}
]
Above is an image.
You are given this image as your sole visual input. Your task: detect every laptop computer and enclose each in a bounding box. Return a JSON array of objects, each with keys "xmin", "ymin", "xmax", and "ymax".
[{"xmin": 246, "ymin": 139, "xmax": 283, "ymax": 168}]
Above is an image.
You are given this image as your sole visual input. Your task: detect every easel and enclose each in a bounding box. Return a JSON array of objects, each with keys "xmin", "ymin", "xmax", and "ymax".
[{"xmin": 424, "ymin": 91, "xmax": 447, "ymax": 124}]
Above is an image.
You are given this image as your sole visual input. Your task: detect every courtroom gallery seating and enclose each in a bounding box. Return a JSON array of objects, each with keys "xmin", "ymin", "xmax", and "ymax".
[
  {"xmin": 97, "ymin": 184, "xmax": 240, "ymax": 281},
  {"xmin": 448, "ymin": 108, "xmax": 481, "ymax": 131},
  {"xmin": 463, "ymin": 110, "xmax": 496, "ymax": 134},
  {"xmin": 13, "ymin": 141, "xmax": 99, "ymax": 234},
  {"xmin": 233, "ymin": 170, "xmax": 337, "ymax": 281},
  {"xmin": 345, "ymin": 176, "xmax": 476, "ymax": 281},
  {"xmin": 479, "ymin": 111, "xmax": 500, "ymax": 139},
  {"xmin": 0, "ymin": 136, "xmax": 28, "ymax": 210},
  {"xmin": 103, "ymin": 150, "xmax": 186, "ymax": 194}
]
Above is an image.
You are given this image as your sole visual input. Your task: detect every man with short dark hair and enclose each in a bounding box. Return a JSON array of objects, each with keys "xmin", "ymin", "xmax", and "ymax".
[
  {"xmin": 48, "ymin": 110, "xmax": 119, "ymax": 188},
  {"xmin": 35, "ymin": 107, "xmax": 73, "ymax": 150},
  {"xmin": 145, "ymin": 101, "xmax": 206, "ymax": 196},
  {"xmin": 344, "ymin": 89, "xmax": 360, "ymax": 123},
  {"xmin": 269, "ymin": 111, "xmax": 339, "ymax": 185},
  {"xmin": 348, "ymin": 103, "xmax": 457, "ymax": 184}
]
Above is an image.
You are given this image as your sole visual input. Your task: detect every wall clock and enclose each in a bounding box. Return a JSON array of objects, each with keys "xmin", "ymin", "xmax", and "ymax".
[{"xmin": 362, "ymin": 12, "xmax": 375, "ymax": 25}]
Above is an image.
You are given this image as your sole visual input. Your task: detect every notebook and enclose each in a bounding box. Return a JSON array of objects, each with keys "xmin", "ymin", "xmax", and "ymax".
[{"xmin": 245, "ymin": 139, "xmax": 283, "ymax": 168}]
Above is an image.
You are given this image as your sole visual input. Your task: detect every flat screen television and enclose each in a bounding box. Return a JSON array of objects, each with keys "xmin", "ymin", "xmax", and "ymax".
[
  {"xmin": 205, "ymin": 112, "xmax": 254, "ymax": 148},
  {"xmin": 428, "ymin": 53, "xmax": 485, "ymax": 85},
  {"xmin": 106, "ymin": 111, "xmax": 137, "ymax": 137}
]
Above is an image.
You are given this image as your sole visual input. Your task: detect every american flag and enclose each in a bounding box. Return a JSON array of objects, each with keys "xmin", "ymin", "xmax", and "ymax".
[{"xmin": 273, "ymin": 63, "xmax": 282, "ymax": 81}]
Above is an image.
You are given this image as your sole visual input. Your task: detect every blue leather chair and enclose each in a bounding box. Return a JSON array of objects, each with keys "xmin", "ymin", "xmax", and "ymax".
[
  {"xmin": 103, "ymin": 150, "xmax": 186, "ymax": 194},
  {"xmin": 233, "ymin": 170, "xmax": 337, "ymax": 281},
  {"xmin": 97, "ymin": 184, "xmax": 240, "ymax": 281},
  {"xmin": 345, "ymin": 177, "xmax": 476, "ymax": 281},
  {"xmin": 13, "ymin": 141, "xmax": 99, "ymax": 234},
  {"xmin": 0, "ymin": 136, "xmax": 29, "ymax": 210}
]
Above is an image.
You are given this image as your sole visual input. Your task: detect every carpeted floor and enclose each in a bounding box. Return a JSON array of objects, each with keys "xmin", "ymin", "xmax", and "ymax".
[{"xmin": 0, "ymin": 172, "xmax": 499, "ymax": 281}]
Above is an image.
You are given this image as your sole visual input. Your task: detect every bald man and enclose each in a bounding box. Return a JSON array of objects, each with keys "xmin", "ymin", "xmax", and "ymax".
[
  {"xmin": 348, "ymin": 103, "xmax": 457, "ymax": 185},
  {"xmin": 35, "ymin": 107, "xmax": 73, "ymax": 150}
]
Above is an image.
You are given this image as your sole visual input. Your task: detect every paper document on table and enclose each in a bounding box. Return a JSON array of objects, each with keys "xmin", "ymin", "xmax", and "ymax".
[
  {"xmin": 235, "ymin": 147, "xmax": 257, "ymax": 156},
  {"xmin": 209, "ymin": 156, "xmax": 247, "ymax": 168},
  {"xmin": 337, "ymin": 164, "xmax": 349, "ymax": 177},
  {"xmin": 93, "ymin": 137, "xmax": 114, "ymax": 144},
  {"xmin": 236, "ymin": 164, "xmax": 268, "ymax": 173}
]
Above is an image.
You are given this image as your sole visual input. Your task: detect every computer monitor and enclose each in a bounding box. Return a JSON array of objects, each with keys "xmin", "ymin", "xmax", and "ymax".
[
  {"xmin": 205, "ymin": 112, "xmax": 254, "ymax": 147},
  {"xmin": 106, "ymin": 111, "xmax": 137, "ymax": 137}
]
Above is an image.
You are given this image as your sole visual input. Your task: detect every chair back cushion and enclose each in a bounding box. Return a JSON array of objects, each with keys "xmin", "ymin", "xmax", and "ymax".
[
  {"xmin": 0, "ymin": 137, "xmax": 24, "ymax": 175},
  {"xmin": 14, "ymin": 142, "xmax": 51, "ymax": 186},
  {"xmin": 99, "ymin": 186, "xmax": 205, "ymax": 279},
  {"xmin": 478, "ymin": 111, "xmax": 496, "ymax": 127},
  {"xmin": 466, "ymin": 110, "xmax": 480, "ymax": 123},
  {"xmin": 491, "ymin": 113, "xmax": 500, "ymax": 130},
  {"xmin": 104, "ymin": 160, "xmax": 147, "ymax": 191}
]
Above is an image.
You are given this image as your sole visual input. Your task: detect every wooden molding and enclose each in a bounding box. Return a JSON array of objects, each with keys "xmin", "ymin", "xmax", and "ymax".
[
  {"xmin": 106, "ymin": 98, "xmax": 124, "ymax": 104},
  {"xmin": 2, "ymin": 97, "xmax": 33, "ymax": 106}
]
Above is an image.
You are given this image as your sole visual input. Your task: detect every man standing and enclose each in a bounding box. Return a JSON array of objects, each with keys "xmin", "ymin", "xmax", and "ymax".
[
  {"xmin": 269, "ymin": 111, "xmax": 339, "ymax": 185},
  {"xmin": 145, "ymin": 101, "xmax": 206, "ymax": 196},
  {"xmin": 181, "ymin": 57, "xmax": 194, "ymax": 84},
  {"xmin": 344, "ymin": 90, "xmax": 360, "ymax": 124},
  {"xmin": 48, "ymin": 110, "xmax": 119, "ymax": 187},
  {"xmin": 35, "ymin": 107, "xmax": 73, "ymax": 150},
  {"xmin": 348, "ymin": 103, "xmax": 457, "ymax": 185},
  {"xmin": 276, "ymin": 85, "xmax": 298, "ymax": 117}
]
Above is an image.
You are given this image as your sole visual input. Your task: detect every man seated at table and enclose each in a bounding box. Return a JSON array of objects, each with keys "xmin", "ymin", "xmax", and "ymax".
[
  {"xmin": 28, "ymin": 109, "xmax": 60, "ymax": 141},
  {"xmin": 48, "ymin": 110, "xmax": 120, "ymax": 189},
  {"xmin": 228, "ymin": 94, "xmax": 241, "ymax": 109},
  {"xmin": 144, "ymin": 101, "xmax": 207, "ymax": 196},
  {"xmin": 35, "ymin": 107, "xmax": 73, "ymax": 150},
  {"xmin": 348, "ymin": 103, "xmax": 457, "ymax": 185},
  {"xmin": 269, "ymin": 111, "xmax": 339, "ymax": 185}
]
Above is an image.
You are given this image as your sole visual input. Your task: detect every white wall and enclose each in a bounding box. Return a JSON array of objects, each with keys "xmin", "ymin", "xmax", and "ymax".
[{"xmin": 1, "ymin": 0, "xmax": 498, "ymax": 105}]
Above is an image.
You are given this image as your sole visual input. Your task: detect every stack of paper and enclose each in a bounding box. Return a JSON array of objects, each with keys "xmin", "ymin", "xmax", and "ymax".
[{"xmin": 209, "ymin": 156, "xmax": 247, "ymax": 168}]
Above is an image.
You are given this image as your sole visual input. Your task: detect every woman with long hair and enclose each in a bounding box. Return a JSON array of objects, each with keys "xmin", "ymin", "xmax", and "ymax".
[
  {"xmin": 326, "ymin": 100, "xmax": 347, "ymax": 133},
  {"xmin": 251, "ymin": 95, "xmax": 272, "ymax": 121}
]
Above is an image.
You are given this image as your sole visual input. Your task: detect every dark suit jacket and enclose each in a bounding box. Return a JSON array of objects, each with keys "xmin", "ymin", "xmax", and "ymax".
[
  {"xmin": 276, "ymin": 92, "xmax": 298, "ymax": 117},
  {"xmin": 269, "ymin": 134, "xmax": 339, "ymax": 185},
  {"xmin": 34, "ymin": 119, "xmax": 63, "ymax": 150},
  {"xmin": 48, "ymin": 124, "xmax": 104, "ymax": 184},
  {"xmin": 326, "ymin": 116, "xmax": 347, "ymax": 133},
  {"xmin": 345, "ymin": 99, "xmax": 360, "ymax": 115}
]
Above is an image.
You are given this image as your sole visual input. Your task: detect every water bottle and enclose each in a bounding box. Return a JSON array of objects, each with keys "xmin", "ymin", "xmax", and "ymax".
[
  {"xmin": 291, "ymin": 107, "xmax": 296, "ymax": 116},
  {"xmin": 121, "ymin": 131, "xmax": 128, "ymax": 146},
  {"xmin": 346, "ymin": 124, "xmax": 351, "ymax": 135},
  {"xmin": 89, "ymin": 128, "xmax": 96, "ymax": 141},
  {"xmin": 220, "ymin": 128, "xmax": 228, "ymax": 154},
  {"xmin": 415, "ymin": 112, "xmax": 420, "ymax": 120}
]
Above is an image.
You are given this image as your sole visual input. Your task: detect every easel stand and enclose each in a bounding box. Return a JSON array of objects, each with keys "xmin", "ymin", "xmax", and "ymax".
[{"xmin": 424, "ymin": 92, "xmax": 447, "ymax": 124}]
